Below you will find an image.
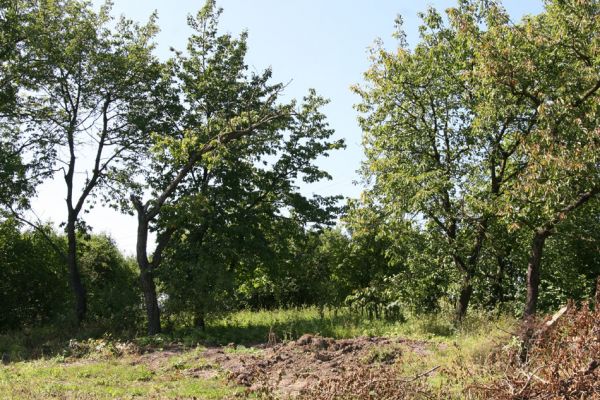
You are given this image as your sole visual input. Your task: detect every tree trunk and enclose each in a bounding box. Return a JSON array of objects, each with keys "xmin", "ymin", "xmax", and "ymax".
[
  {"xmin": 194, "ymin": 312, "xmax": 206, "ymax": 330},
  {"xmin": 489, "ymin": 255, "xmax": 507, "ymax": 309},
  {"xmin": 522, "ymin": 190, "xmax": 599, "ymax": 318},
  {"xmin": 455, "ymin": 274, "xmax": 473, "ymax": 323},
  {"xmin": 136, "ymin": 214, "xmax": 161, "ymax": 335},
  {"xmin": 523, "ymin": 229, "xmax": 550, "ymax": 319},
  {"xmin": 140, "ymin": 268, "xmax": 161, "ymax": 335},
  {"xmin": 66, "ymin": 216, "xmax": 86, "ymax": 324}
]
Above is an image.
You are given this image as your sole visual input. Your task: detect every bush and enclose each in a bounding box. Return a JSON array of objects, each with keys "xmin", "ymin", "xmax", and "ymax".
[
  {"xmin": 0, "ymin": 220, "xmax": 70, "ymax": 330},
  {"xmin": 78, "ymin": 234, "xmax": 143, "ymax": 331},
  {"xmin": 0, "ymin": 221, "xmax": 142, "ymax": 333}
]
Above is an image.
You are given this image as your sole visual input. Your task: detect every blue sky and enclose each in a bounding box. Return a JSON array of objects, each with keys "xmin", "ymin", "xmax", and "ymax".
[
  {"xmin": 103, "ymin": 0, "xmax": 544, "ymax": 200},
  {"xmin": 34, "ymin": 0, "xmax": 545, "ymax": 253}
]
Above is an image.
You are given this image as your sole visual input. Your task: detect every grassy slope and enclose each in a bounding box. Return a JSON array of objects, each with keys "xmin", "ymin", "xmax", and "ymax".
[{"xmin": 0, "ymin": 308, "xmax": 516, "ymax": 399}]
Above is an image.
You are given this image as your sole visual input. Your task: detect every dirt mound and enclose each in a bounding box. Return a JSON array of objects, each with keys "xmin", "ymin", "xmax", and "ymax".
[{"xmin": 201, "ymin": 335, "xmax": 431, "ymax": 398}]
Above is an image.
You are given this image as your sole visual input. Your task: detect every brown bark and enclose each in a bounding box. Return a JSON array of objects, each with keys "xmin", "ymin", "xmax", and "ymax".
[
  {"xmin": 455, "ymin": 274, "xmax": 473, "ymax": 323},
  {"xmin": 66, "ymin": 216, "xmax": 86, "ymax": 323},
  {"xmin": 135, "ymin": 211, "xmax": 161, "ymax": 335},
  {"xmin": 523, "ymin": 229, "xmax": 550, "ymax": 319}
]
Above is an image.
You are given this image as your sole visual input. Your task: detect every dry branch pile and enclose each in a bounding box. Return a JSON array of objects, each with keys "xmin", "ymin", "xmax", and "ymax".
[
  {"xmin": 476, "ymin": 281, "xmax": 600, "ymax": 399},
  {"xmin": 295, "ymin": 364, "xmax": 437, "ymax": 400}
]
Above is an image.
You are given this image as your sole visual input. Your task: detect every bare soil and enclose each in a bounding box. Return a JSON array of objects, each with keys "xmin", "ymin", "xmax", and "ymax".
[{"xmin": 201, "ymin": 334, "xmax": 433, "ymax": 398}]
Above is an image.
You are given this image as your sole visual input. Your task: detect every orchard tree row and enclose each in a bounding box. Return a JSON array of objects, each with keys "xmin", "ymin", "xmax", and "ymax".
[
  {"xmin": 354, "ymin": 0, "xmax": 599, "ymax": 321},
  {"xmin": 1, "ymin": 0, "xmax": 598, "ymax": 335}
]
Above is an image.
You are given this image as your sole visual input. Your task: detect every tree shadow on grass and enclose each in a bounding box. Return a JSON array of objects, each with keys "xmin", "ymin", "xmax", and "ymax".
[
  {"xmin": 0, "ymin": 309, "xmax": 456, "ymax": 361},
  {"xmin": 174, "ymin": 310, "xmax": 390, "ymax": 347},
  {"xmin": 0, "ymin": 322, "xmax": 141, "ymax": 362}
]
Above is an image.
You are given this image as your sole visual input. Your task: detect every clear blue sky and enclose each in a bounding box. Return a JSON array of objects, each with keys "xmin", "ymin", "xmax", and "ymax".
[
  {"xmin": 34, "ymin": 0, "xmax": 545, "ymax": 253},
  {"xmin": 103, "ymin": 0, "xmax": 544, "ymax": 200}
]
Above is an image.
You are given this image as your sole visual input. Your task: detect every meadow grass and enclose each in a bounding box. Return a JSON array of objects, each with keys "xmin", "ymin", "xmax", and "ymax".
[
  {"xmin": 0, "ymin": 354, "xmax": 242, "ymax": 399},
  {"xmin": 0, "ymin": 341, "xmax": 252, "ymax": 400},
  {"xmin": 172, "ymin": 306, "xmax": 515, "ymax": 346},
  {"xmin": 0, "ymin": 307, "xmax": 516, "ymax": 399}
]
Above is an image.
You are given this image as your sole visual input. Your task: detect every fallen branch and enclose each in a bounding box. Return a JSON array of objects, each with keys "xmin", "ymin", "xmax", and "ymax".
[
  {"xmin": 516, "ymin": 365, "xmax": 548, "ymax": 396},
  {"xmin": 408, "ymin": 365, "xmax": 441, "ymax": 382},
  {"xmin": 368, "ymin": 365, "xmax": 441, "ymax": 385},
  {"xmin": 496, "ymin": 326, "xmax": 519, "ymax": 336}
]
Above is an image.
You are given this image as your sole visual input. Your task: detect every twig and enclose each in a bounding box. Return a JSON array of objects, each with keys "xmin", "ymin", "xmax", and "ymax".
[
  {"xmin": 369, "ymin": 365, "xmax": 441, "ymax": 384},
  {"xmin": 406, "ymin": 365, "xmax": 441, "ymax": 382},
  {"xmin": 496, "ymin": 325, "xmax": 519, "ymax": 336},
  {"xmin": 516, "ymin": 365, "xmax": 547, "ymax": 396}
]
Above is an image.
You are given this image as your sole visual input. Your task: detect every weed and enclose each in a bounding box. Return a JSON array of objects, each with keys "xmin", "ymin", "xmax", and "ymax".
[{"xmin": 224, "ymin": 344, "xmax": 262, "ymax": 356}]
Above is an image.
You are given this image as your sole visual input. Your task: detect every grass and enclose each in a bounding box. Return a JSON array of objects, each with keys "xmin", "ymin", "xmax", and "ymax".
[
  {"xmin": 0, "ymin": 346, "xmax": 244, "ymax": 399},
  {"xmin": 0, "ymin": 307, "xmax": 514, "ymax": 359},
  {"xmin": 0, "ymin": 307, "xmax": 517, "ymax": 399},
  {"xmin": 171, "ymin": 306, "xmax": 515, "ymax": 345},
  {"xmin": 199, "ymin": 307, "xmax": 516, "ymax": 399},
  {"xmin": 388, "ymin": 327, "xmax": 512, "ymax": 398}
]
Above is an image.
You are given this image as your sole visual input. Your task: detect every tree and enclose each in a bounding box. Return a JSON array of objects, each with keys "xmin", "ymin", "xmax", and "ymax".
[
  {"xmin": 0, "ymin": 0, "xmax": 37, "ymax": 215},
  {"xmin": 124, "ymin": 1, "xmax": 343, "ymax": 334},
  {"xmin": 8, "ymin": 0, "xmax": 162, "ymax": 323},
  {"xmin": 476, "ymin": 0, "xmax": 600, "ymax": 317},
  {"xmin": 77, "ymin": 234, "xmax": 141, "ymax": 330},
  {"xmin": 0, "ymin": 223, "xmax": 141, "ymax": 331},
  {"xmin": 0, "ymin": 141, "xmax": 30, "ymax": 217},
  {"xmin": 0, "ymin": 219, "xmax": 69, "ymax": 330},
  {"xmin": 341, "ymin": 199, "xmax": 401, "ymax": 300},
  {"xmin": 157, "ymin": 93, "xmax": 343, "ymax": 327},
  {"xmin": 356, "ymin": 0, "xmax": 599, "ymax": 320},
  {"xmin": 338, "ymin": 196, "xmax": 454, "ymax": 316},
  {"xmin": 0, "ymin": 0, "xmax": 27, "ymax": 115},
  {"xmin": 536, "ymin": 201, "xmax": 600, "ymax": 311},
  {"xmin": 354, "ymin": 2, "xmax": 531, "ymax": 321}
]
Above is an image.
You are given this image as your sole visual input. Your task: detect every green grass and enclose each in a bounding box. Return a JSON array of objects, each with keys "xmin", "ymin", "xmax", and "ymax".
[
  {"xmin": 223, "ymin": 344, "xmax": 262, "ymax": 356},
  {"xmin": 386, "ymin": 328, "xmax": 511, "ymax": 398},
  {"xmin": 0, "ymin": 349, "xmax": 244, "ymax": 399},
  {"xmin": 0, "ymin": 307, "xmax": 515, "ymax": 359},
  {"xmin": 0, "ymin": 307, "xmax": 517, "ymax": 399},
  {"xmin": 170, "ymin": 306, "xmax": 515, "ymax": 346}
]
